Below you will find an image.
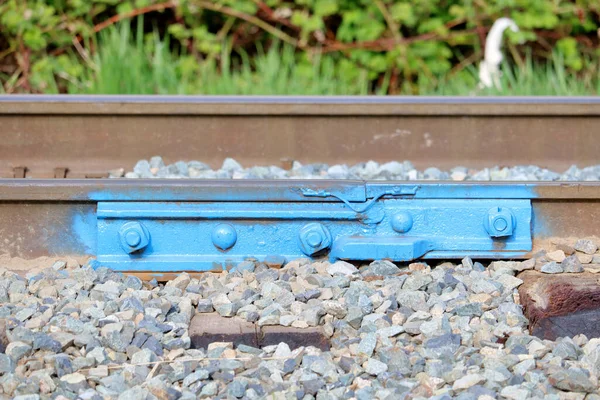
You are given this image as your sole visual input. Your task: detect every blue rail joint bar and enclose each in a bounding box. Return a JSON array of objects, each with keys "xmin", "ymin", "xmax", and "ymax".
[{"xmin": 91, "ymin": 183, "xmax": 533, "ymax": 272}]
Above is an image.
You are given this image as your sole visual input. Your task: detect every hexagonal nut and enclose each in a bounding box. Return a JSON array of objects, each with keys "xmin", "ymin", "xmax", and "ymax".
[
  {"xmin": 298, "ymin": 223, "xmax": 332, "ymax": 256},
  {"xmin": 119, "ymin": 221, "xmax": 150, "ymax": 253},
  {"xmin": 484, "ymin": 207, "xmax": 515, "ymax": 238}
]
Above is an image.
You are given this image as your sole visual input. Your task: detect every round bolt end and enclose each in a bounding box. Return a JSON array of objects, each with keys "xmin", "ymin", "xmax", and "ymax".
[
  {"xmin": 298, "ymin": 223, "xmax": 332, "ymax": 256},
  {"xmin": 493, "ymin": 217, "xmax": 508, "ymax": 232},
  {"xmin": 125, "ymin": 230, "xmax": 141, "ymax": 247},
  {"xmin": 118, "ymin": 222, "xmax": 150, "ymax": 254},
  {"xmin": 484, "ymin": 207, "xmax": 515, "ymax": 238},
  {"xmin": 306, "ymin": 231, "xmax": 323, "ymax": 247},
  {"xmin": 212, "ymin": 224, "xmax": 237, "ymax": 251},
  {"xmin": 391, "ymin": 212, "xmax": 413, "ymax": 233}
]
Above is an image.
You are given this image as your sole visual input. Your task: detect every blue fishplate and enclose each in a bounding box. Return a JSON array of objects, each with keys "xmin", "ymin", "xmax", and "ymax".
[{"xmin": 94, "ymin": 184, "xmax": 532, "ymax": 271}]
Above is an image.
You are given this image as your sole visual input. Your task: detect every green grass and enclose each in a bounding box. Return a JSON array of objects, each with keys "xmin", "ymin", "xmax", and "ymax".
[
  {"xmin": 73, "ymin": 23, "xmax": 374, "ymax": 95},
  {"xmin": 70, "ymin": 23, "xmax": 599, "ymax": 96}
]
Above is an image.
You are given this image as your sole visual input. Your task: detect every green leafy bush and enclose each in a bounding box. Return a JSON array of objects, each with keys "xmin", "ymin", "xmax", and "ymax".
[{"xmin": 0, "ymin": 0, "xmax": 598, "ymax": 94}]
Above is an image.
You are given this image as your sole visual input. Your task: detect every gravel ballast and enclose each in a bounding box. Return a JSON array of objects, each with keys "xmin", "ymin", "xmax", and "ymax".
[
  {"xmin": 2, "ymin": 242, "xmax": 600, "ymax": 398},
  {"xmin": 117, "ymin": 156, "xmax": 600, "ymax": 181}
]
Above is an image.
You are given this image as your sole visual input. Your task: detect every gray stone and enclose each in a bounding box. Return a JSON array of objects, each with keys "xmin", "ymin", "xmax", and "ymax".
[
  {"xmin": 471, "ymin": 279, "xmax": 500, "ymax": 294},
  {"xmin": 396, "ymin": 290, "xmax": 428, "ymax": 311},
  {"xmin": 357, "ymin": 333, "xmax": 377, "ymax": 357},
  {"xmin": 212, "ymin": 294, "xmax": 239, "ymax": 317},
  {"xmin": 257, "ymin": 314, "xmax": 279, "ymax": 326},
  {"xmin": 540, "ymin": 261, "xmax": 563, "ymax": 274},
  {"xmin": 322, "ymin": 301, "xmax": 347, "ymax": 319},
  {"xmin": 549, "ymin": 368, "xmax": 596, "ymax": 392},
  {"xmin": 227, "ymin": 380, "xmax": 247, "ymax": 398},
  {"xmin": 124, "ymin": 276, "xmax": 143, "ymax": 290},
  {"xmin": 54, "ymin": 354, "xmax": 73, "ymax": 377},
  {"xmin": 552, "ymin": 338, "xmax": 580, "ymax": 360},
  {"xmin": 423, "ymin": 333, "xmax": 461, "ymax": 359},
  {"xmin": 402, "ymin": 273, "xmax": 433, "ymax": 291},
  {"xmin": 168, "ymin": 274, "xmax": 191, "ymax": 291},
  {"xmin": 327, "ymin": 261, "xmax": 358, "ymax": 276},
  {"xmin": 101, "ymin": 322, "xmax": 133, "ymax": 352},
  {"xmin": 235, "ymin": 261, "xmax": 255, "ymax": 273},
  {"xmin": 346, "ymin": 307, "xmax": 364, "ymax": 329},
  {"xmin": 452, "ymin": 373, "xmax": 485, "ymax": 390},
  {"xmin": 33, "ymin": 332, "xmax": 61, "ymax": 353},
  {"xmin": 118, "ymin": 386, "xmax": 150, "ymax": 400},
  {"xmin": 365, "ymin": 358, "xmax": 388, "ymax": 375},
  {"xmin": 499, "ymin": 385, "xmax": 530, "ymax": 399},
  {"xmin": 512, "ymin": 358, "xmax": 535, "ymax": 376},
  {"xmin": 5, "ymin": 341, "xmax": 31, "ymax": 362},
  {"xmin": 302, "ymin": 379, "xmax": 325, "ymax": 396},
  {"xmin": 310, "ymin": 357, "xmax": 332, "ymax": 376},
  {"xmin": 196, "ymin": 299, "xmax": 214, "ymax": 313},
  {"xmin": 364, "ymin": 260, "xmax": 400, "ymax": 276},
  {"xmin": 183, "ymin": 369, "xmax": 209, "ymax": 387},
  {"xmin": 134, "ymin": 160, "xmax": 152, "ymax": 177},
  {"xmin": 199, "ymin": 381, "xmax": 218, "ymax": 397},
  {"xmin": 377, "ymin": 325, "xmax": 404, "ymax": 337},
  {"xmin": 574, "ymin": 239, "xmax": 598, "ymax": 255},
  {"xmin": 131, "ymin": 348, "xmax": 157, "ymax": 364},
  {"xmin": 60, "ymin": 372, "xmax": 89, "ymax": 392},
  {"xmin": 296, "ymin": 289, "xmax": 321, "ymax": 302},
  {"xmin": 355, "ymin": 387, "xmax": 374, "ymax": 400},
  {"xmin": 50, "ymin": 332, "xmax": 76, "ymax": 351},
  {"xmin": 338, "ymin": 356, "xmax": 355, "ymax": 373},
  {"xmin": 15, "ymin": 308, "xmax": 35, "ymax": 321},
  {"xmin": 562, "ymin": 254, "xmax": 584, "ymax": 273},
  {"xmin": 87, "ymin": 346, "xmax": 108, "ymax": 364},
  {"xmin": 302, "ymin": 306, "xmax": 324, "ymax": 326},
  {"xmin": 454, "ymin": 302, "xmax": 482, "ymax": 316},
  {"xmin": 0, "ymin": 353, "xmax": 14, "ymax": 373},
  {"xmin": 282, "ymin": 358, "xmax": 297, "ymax": 374}
]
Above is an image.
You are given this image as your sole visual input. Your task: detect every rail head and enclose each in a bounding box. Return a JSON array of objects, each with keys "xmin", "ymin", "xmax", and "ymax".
[
  {"xmin": 1, "ymin": 95, "xmax": 599, "ymax": 115},
  {"xmin": 1, "ymin": 179, "xmax": 600, "ymax": 201}
]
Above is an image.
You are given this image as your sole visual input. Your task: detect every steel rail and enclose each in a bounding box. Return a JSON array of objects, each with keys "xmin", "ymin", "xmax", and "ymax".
[
  {"xmin": 0, "ymin": 179, "xmax": 598, "ymax": 276},
  {"xmin": 1, "ymin": 96, "xmax": 599, "ymax": 178}
]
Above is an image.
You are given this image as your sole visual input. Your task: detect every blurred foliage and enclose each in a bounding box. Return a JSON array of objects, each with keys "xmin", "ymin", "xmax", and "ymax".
[
  {"xmin": 0, "ymin": 0, "xmax": 598, "ymax": 94},
  {"xmin": 70, "ymin": 24, "xmax": 599, "ymax": 95},
  {"xmin": 71, "ymin": 23, "xmax": 377, "ymax": 95}
]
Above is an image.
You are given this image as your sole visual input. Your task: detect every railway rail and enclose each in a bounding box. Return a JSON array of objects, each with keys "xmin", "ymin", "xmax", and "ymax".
[
  {"xmin": 0, "ymin": 179, "xmax": 599, "ymax": 277},
  {"xmin": 2, "ymin": 95, "xmax": 600, "ymax": 178}
]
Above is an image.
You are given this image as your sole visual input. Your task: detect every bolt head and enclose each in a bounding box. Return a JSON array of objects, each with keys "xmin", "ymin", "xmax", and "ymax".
[
  {"xmin": 298, "ymin": 223, "xmax": 332, "ymax": 256},
  {"xmin": 306, "ymin": 231, "xmax": 323, "ymax": 247},
  {"xmin": 485, "ymin": 207, "xmax": 515, "ymax": 238},
  {"xmin": 119, "ymin": 222, "xmax": 150, "ymax": 254},
  {"xmin": 391, "ymin": 212, "xmax": 413, "ymax": 233},
  {"xmin": 212, "ymin": 224, "xmax": 237, "ymax": 251},
  {"xmin": 125, "ymin": 230, "xmax": 141, "ymax": 247}
]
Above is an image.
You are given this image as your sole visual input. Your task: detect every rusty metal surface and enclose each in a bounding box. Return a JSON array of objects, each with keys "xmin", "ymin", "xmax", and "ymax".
[
  {"xmin": 3, "ymin": 179, "xmax": 600, "ymax": 201},
  {"xmin": 1, "ymin": 96, "xmax": 599, "ymax": 178},
  {"xmin": 0, "ymin": 179, "xmax": 367, "ymax": 201},
  {"xmin": 518, "ymin": 271, "xmax": 600, "ymax": 340},
  {"xmin": 532, "ymin": 201, "xmax": 600, "ymax": 238},
  {"xmin": 0, "ymin": 202, "xmax": 96, "ymax": 259},
  {"xmin": 189, "ymin": 312, "xmax": 329, "ymax": 350}
]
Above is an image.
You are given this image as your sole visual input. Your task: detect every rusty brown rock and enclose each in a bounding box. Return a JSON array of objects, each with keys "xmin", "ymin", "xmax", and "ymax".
[
  {"xmin": 0, "ymin": 319, "xmax": 7, "ymax": 353},
  {"xmin": 518, "ymin": 271, "xmax": 600, "ymax": 340},
  {"xmin": 189, "ymin": 313, "xmax": 329, "ymax": 351}
]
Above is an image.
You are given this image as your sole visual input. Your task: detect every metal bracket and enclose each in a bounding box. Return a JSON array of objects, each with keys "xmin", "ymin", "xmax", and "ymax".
[
  {"xmin": 301, "ymin": 185, "xmax": 419, "ymax": 213},
  {"xmin": 94, "ymin": 197, "xmax": 532, "ymax": 272}
]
